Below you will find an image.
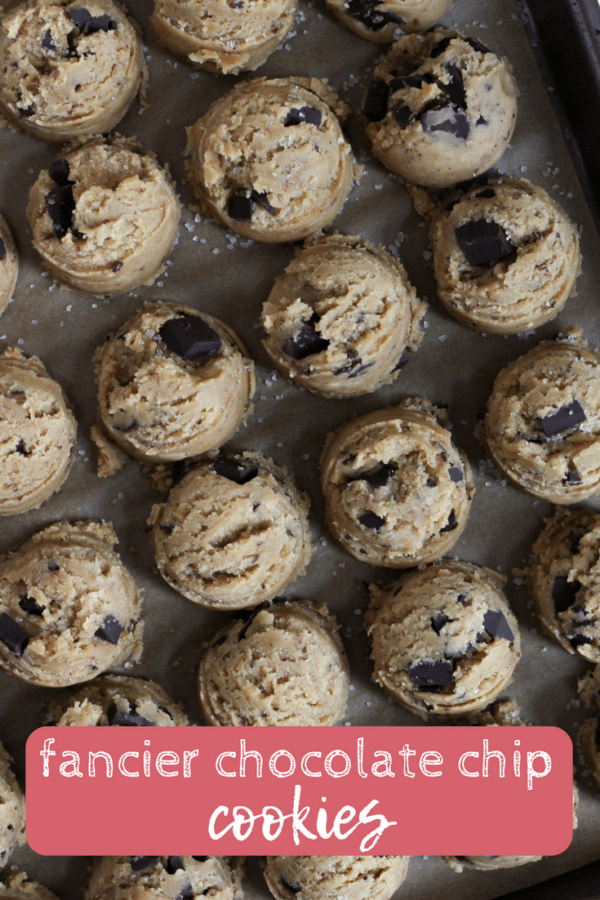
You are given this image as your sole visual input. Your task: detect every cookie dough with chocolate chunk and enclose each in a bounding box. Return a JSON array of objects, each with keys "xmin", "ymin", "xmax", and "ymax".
[
  {"xmin": 0, "ymin": 348, "xmax": 76, "ymax": 516},
  {"xmin": 85, "ymin": 856, "xmax": 244, "ymax": 900},
  {"xmin": 0, "ymin": 520, "xmax": 143, "ymax": 687},
  {"xmin": 261, "ymin": 233, "xmax": 426, "ymax": 398},
  {"xmin": 326, "ymin": 0, "xmax": 451, "ymax": 43},
  {"xmin": 0, "ymin": 0, "xmax": 145, "ymax": 143},
  {"xmin": 0, "ymin": 875, "xmax": 60, "ymax": 900},
  {"xmin": 320, "ymin": 399, "xmax": 474, "ymax": 567},
  {"xmin": 363, "ymin": 29, "xmax": 517, "ymax": 188},
  {"xmin": 0, "ymin": 216, "xmax": 18, "ymax": 316},
  {"xmin": 198, "ymin": 600, "xmax": 349, "ymax": 725},
  {"xmin": 149, "ymin": 453, "xmax": 312, "ymax": 610},
  {"xmin": 410, "ymin": 177, "xmax": 581, "ymax": 333},
  {"xmin": 263, "ymin": 856, "xmax": 410, "ymax": 900},
  {"xmin": 47, "ymin": 674, "xmax": 188, "ymax": 726},
  {"xmin": 93, "ymin": 302, "xmax": 255, "ymax": 472},
  {"xmin": 186, "ymin": 77, "xmax": 354, "ymax": 242},
  {"xmin": 151, "ymin": 0, "xmax": 296, "ymax": 74},
  {"xmin": 0, "ymin": 742, "xmax": 25, "ymax": 866},
  {"xmin": 27, "ymin": 135, "xmax": 180, "ymax": 295},
  {"xmin": 366, "ymin": 559, "xmax": 521, "ymax": 718},
  {"xmin": 476, "ymin": 331, "xmax": 600, "ymax": 504}
]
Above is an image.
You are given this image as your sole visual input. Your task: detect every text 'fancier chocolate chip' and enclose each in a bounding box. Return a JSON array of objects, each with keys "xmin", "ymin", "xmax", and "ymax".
[
  {"xmin": 0, "ymin": 613, "xmax": 29, "ymax": 657},
  {"xmin": 214, "ymin": 457, "xmax": 259, "ymax": 484},
  {"xmin": 455, "ymin": 219, "xmax": 515, "ymax": 266},
  {"xmin": 345, "ymin": 0, "xmax": 404, "ymax": 29},
  {"xmin": 363, "ymin": 80, "xmax": 389, "ymax": 121},
  {"xmin": 282, "ymin": 318, "xmax": 329, "ymax": 359},
  {"xmin": 541, "ymin": 400, "xmax": 587, "ymax": 439},
  {"xmin": 19, "ymin": 596, "xmax": 45, "ymax": 616},
  {"xmin": 68, "ymin": 8, "xmax": 117, "ymax": 33},
  {"xmin": 483, "ymin": 609, "xmax": 514, "ymax": 641},
  {"xmin": 408, "ymin": 659, "xmax": 454, "ymax": 691},
  {"xmin": 284, "ymin": 106, "xmax": 322, "ymax": 127},
  {"xmin": 421, "ymin": 100, "xmax": 469, "ymax": 140},
  {"xmin": 159, "ymin": 315, "xmax": 222, "ymax": 361},
  {"xmin": 552, "ymin": 575, "xmax": 581, "ymax": 614},
  {"xmin": 94, "ymin": 614, "xmax": 123, "ymax": 644},
  {"xmin": 358, "ymin": 510, "xmax": 385, "ymax": 531}
]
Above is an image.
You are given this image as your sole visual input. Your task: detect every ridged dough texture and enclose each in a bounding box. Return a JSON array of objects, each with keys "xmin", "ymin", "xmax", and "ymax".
[
  {"xmin": 0, "ymin": 741, "xmax": 25, "ymax": 866},
  {"xmin": 0, "ymin": 215, "xmax": 18, "ymax": 316},
  {"xmin": 85, "ymin": 856, "xmax": 245, "ymax": 900},
  {"xmin": 263, "ymin": 855, "xmax": 410, "ymax": 900},
  {"xmin": 47, "ymin": 674, "xmax": 189, "ymax": 725},
  {"xmin": 325, "ymin": 0, "xmax": 452, "ymax": 43}
]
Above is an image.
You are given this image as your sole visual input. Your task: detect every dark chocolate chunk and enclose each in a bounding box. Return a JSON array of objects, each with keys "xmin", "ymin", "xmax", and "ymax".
[
  {"xmin": 249, "ymin": 190, "xmax": 275, "ymax": 213},
  {"xmin": 159, "ymin": 315, "xmax": 222, "ymax": 361},
  {"xmin": 0, "ymin": 236, "xmax": 5, "ymax": 261},
  {"xmin": 15, "ymin": 439, "xmax": 28, "ymax": 455},
  {"xmin": 94, "ymin": 615, "xmax": 123, "ymax": 644},
  {"xmin": 483, "ymin": 609, "xmax": 514, "ymax": 641},
  {"xmin": 390, "ymin": 73, "xmax": 435, "ymax": 92},
  {"xmin": 358, "ymin": 510, "xmax": 385, "ymax": 531},
  {"xmin": 47, "ymin": 558, "xmax": 60, "ymax": 571},
  {"xmin": 176, "ymin": 884, "xmax": 194, "ymax": 900},
  {"xmin": 455, "ymin": 219, "xmax": 515, "ymax": 267},
  {"xmin": 541, "ymin": 401, "xmax": 587, "ymax": 439},
  {"xmin": 360, "ymin": 462, "xmax": 397, "ymax": 488},
  {"xmin": 393, "ymin": 350, "xmax": 410, "ymax": 371},
  {"xmin": 448, "ymin": 466, "xmax": 463, "ymax": 483},
  {"xmin": 429, "ymin": 35, "xmax": 453, "ymax": 58},
  {"xmin": 475, "ymin": 187, "xmax": 495, "ymax": 198},
  {"xmin": 284, "ymin": 106, "xmax": 322, "ymax": 127},
  {"xmin": 192, "ymin": 857, "xmax": 208, "ymax": 862},
  {"xmin": 464, "ymin": 36, "xmax": 491, "ymax": 54},
  {"xmin": 214, "ymin": 457, "xmax": 259, "ymax": 485},
  {"xmin": 282, "ymin": 318, "xmax": 329, "ymax": 359},
  {"xmin": 68, "ymin": 8, "xmax": 117, "ymax": 33},
  {"xmin": 457, "ymin": 593, "xmax": 468, "ymax": 605},
  {"xmin": 443, "ymin": 62, "xmax": 467, "ymax": 108},
  {"xmin": 228, "ymin": 194, "xmax": 254, "ymax": 221},
  {"xmin": 281, "ymin": 879, "xmax": 301, "ymax": 894},
  {"xmin": 426, "ymin": 477, "xmax": 437, "ymax": 487},
  {"xmin": 440, "ymin": 509, "xmax": 457, "ymax": 532},
  {"xmin": 421, "ymin": 100, "xmax": 469, "ymax": 140},
  {"xmin": 19, "ymin": 596, "xmax": 45, "ymax": 616},
  {"xmin": 130, "ymin": 858, "xmax": 159, "ymax": 872},
  {"xmin": 347, "ymin": 361, "xmax": 374, "ymax": 378},
  {"xmin": 476, "ymin": 115, "xmax": 488, "ymax": 126},
  {"xmin": 393, "ymin": 102, "xmax": 415, "ymax": 129},
  {"xmin": 345, "ymin": 0, "xmax": 404, "ymax": 29},
  {"xmin": 45, "ymin": 184, "xmax": 75, "ymax": 239},
  {"xmin": 108, "ymin": 706, "xmax": 155, "ymax": 727},
  {"xmin": 363, "ymin": 80, "xmax": 389, "ymax": 122},
  {"xmin": 569, "ymin": 634, "xmax": 591, "ymax": 649},
  {"xmin": 408, "ymin": 659, "xmax": 454, "ymax": 690},
  {"xmin": 42, "ymin": 29, "xmax": 55, "ymax": 50},
  {"xmin": 564, "ymin": 467, "xmax": 581, "ymax": 486},
  {"xmin": 431, "ymin": 612, "xmax": 449, "ymax": 634},
  {"xmin": 0, "ymin": 613, "xmax": 29, "ymax": 657},
  {"xmin": 166, "ymin": 857, "xmax": 184, "ymax": 874},
  {"xmin": 552, "ymin": 576, "xmax": 581, "ymax": 614},
  {"xmin": 111, "ymin": 260, "xmax": 123, "ymax": 272}
]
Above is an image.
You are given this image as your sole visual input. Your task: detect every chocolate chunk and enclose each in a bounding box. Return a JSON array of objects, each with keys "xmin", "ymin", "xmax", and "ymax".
[
  {"xmin": 552, "ymin": 576, "xmax": 581, "ymax": 614},
  {"xmin": 159, "ymin": 315, "xmax": 222, "ymax": 360},
  {"xmin": 476, "ymin": 115, "xmax": 488, "ymax": 126},
  {"xmin": 130, "ymin": 858, "xmax": 159, "ymax": 872},
  {"xmin": 483, "ymin": 609, "xmax": 514, "ymax": 641},
  {"xmin": 421, "ymin": 101, "xmax": 469, "ymax": 140},
  {"xmin": 19, "ymin": 596, "xmax": 45, "ymax": 616},
  {"xmin": 228, "ymin": 194, "xmax": 254, "ymax": 221},
  {"xmin": 465, "ymin": 36, "xmax": 491, "ymax": 54},
  {"xmin": 449, "ymin": 466, "xmax": 463, "ymax": 483},
  {"xmin": 393, "ymin": 102, "xmax": 415, "ymax": 129},
  {"xmin": 214, "ymin": 457, "xmax": 259, "ymax": 484},
  {"xmin": 47, "ymin": 558, "xmax": 60, "ymax": 571},
  {"xmin": 390, "ymin": 73, "xmax": 436, "ymax": 92},
  {"xmin": 42, "ymin": 30, "xmax": 55, "ymax": 50},
  {"xmin": 282, "ymin": 318, "xmax": 329, "ymax": 359},
  {"xmin": 94, "ymin": 615, "xmax": 123, "ymax": 644},
  {"xmin": 284, "ymin": 106, "xmax": 322, "ymax": 127},
  {"xmin": 45, "ymin": 184, "xmax": 75, "ymax": 239},
  {"xmin": 111, "ymin": 260, "xmax": 123, "ymax": 272},
  {"xmin": 348, "ymin": 361, "xmax": 374, "ymax": 378},
  {"xmin": 426, "ymin": 477, "xmax": 437, "ymax": 487},
  {"xmin": 108, "ymin": 706, "xmax": 155, "ymax": 727},
  {"xmin": 393, "ymin": 350, "xmax": 410, "ymax": 371},
  {"xmin": 569, "ymin": 634, "xmax": 591, "ymax": 649},
  {"xmin": 541, "ymin": 401, "xmax": 587, "ymax": 439},
  {"xmin": 176, "ymin": 884, "xmax": 194, "ymax": 900},
  {"xmin": 564, "ymin": 467, "xmax": 582, "ymax": 485},
  {"xmin": 443, "ymin": 62, "xmax": 467, "ymax": 108},
  {"xmin": 0, "ymin": 613, "xmax": 29, "ymax": 657},
  {"xmin": 440, "ymin": 509, "xmax": 457, "ymax": 532},
  {"xmin": 429, "ymin": 35, "xmax": 453, "ymax": 58},
  {"xmin": 345, "ymin": 0, "xmax": 404, "ymax": 29},
  {"xmin": 249, "ymin": 190, "xmax": 275, "ymax": 213},
  {"xmin": 0, "ymin": 236, "xmax": 5, "ymax": 261},
  {"xmin": 334, "ymin": 349, "xmax": 360, "ymax": 376},
  {"xmin": 166, "ymin": 857, "xmax": 184, "ymax": 874},
  {"xmin": 455, "ymin": 219, "xmax": 515, "ymax": 267},
  {"xmin": 408, "ymin": 660, "xmax": 454, "ymax": 690},
  {"xmin": 457, "ymin": 593, "xmax": 468, "ymax": 605},
  {"xmin": 475, "ymin": 187, "xmax": 495, "ymax": 199},
  {"xmin": 431, "ymin": 612, "xmax": 449, "ymax": 634},
  {"xmin": 363, "ymin": 80, "xmax": 389, "ymax": 121},
  {"xmin": 360, "ymin": 462, "xmax": 397, "ymax": 488},
  {"xmin": 15, "ymin": 439, "xmax": 28, "ymax": 455},
  {"xmin": 68, "ymin": 8, "xmax": 117, "ymax": 33},
  {"xmin": 281, "ymin": 879, "xmax": 301, "ymax": 894},
  {"xmin": 192, "ymin": 857, "xmax": 208, "ymax": 862},
  {"xmin": 358, "ymin": 510, "xmax": 385, "ymax": 531}
]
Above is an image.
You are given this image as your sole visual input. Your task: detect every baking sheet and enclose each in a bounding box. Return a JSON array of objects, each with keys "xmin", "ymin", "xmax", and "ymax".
[{"xmin": 1, "ymin": 0, "xmax": 600, "ymax": 898}]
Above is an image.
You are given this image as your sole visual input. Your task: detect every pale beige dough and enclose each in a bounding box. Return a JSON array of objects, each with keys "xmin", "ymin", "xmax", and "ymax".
[
  {"xmin": 0, "ymin": 742, "xmax": 25, "ymax": 867},
  {"xmin": 366, "ymin": 559, "xmax": 521, "ymax": 718},
  {"xmin": 186, "ymin": 77, "xmax": 354, "ymax": 242},
  {"xmin": 263, "ymin": 856, "xmax": 409, "ymax": 900},
  {"xmin": 27, "ymin": 134, "xmax": 180, "ymax": 295},
  {"xmin": 198, "ymin": 599, "xmax": 349, "ymax": 725},
  {"xmin": 261, "ymin": 233, "xmax": 426, "ymax": 398},
  {"xmin": 326, "ymin": 0, "xmax": 451, "ymax": 43},
  {"xmin": 0, "ymin": 874, "xmax": 60, "ymax": 900},
  {"xmin": 0, "ymin": 348, "xmax": 77, "ymax": 516},
  {"xmin": 0, "ymin": 216, "xmax": 18, "ymax": 316},
  {"xmin": 151, "ymin": 0, "xmax": 296, "ymax": 74},
  {"xmin": 320, "ymin": 398, "xmax": 474, "ymax": 567},
  {"xmin": 86, "ymin": 857, "xmax": 244, "ymax": 900},
  {"xmin": 410, "ymin": 177, "xmax": 581, "ymax": 333},
  {"xmin": 443, "ymin": 855, "xmax": 541, "ymax": 872},
  {"xmin": 149, "ymin": 453, "xmax": 312, "ymax": 610},
  {"xmin": 0, "ymin": 0, "xmax": 144, "ymax": 142},
  {"xmin": 93, "ymin": 301, "xmax": 255, "ymax": 471},
  {"xmin": 475, "ymin": 330, "xmax": 600, "ymax": 504},
  {"xmin": 0, "ymin": 520, "xmax": 143, "ymax": 687},
  {"xmin": 47, "ymin": 674, "xmax": 188, "ymax": 725},
  {"xmin": 363, "ymin": 29, "xmax": 517, "ymax": 188}
]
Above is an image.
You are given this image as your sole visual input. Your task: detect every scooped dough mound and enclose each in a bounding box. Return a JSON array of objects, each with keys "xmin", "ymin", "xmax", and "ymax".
[
  {"xmin": 85, "ymin": 856, "xmax": 244, "ymax": 900},
  {"xmin": 47, "ymin": 674, "xmax": 188, "ymax": 725},
  {"xmin": 0, "ymin": 216, "xmax": 18, "ymax": 316},
  {"xmin": 326, "ymin": 0, "xmax": 452, "ymax": 44},
  {"xmin": 0, "ymin": 742, "xmax": 25, "ymax": 866},
  {"xmin": 263, "ymin": 856, "xmax": 410, "ymax": 900},
  {"xmin": 0, "ymin": 874, "xmax": 60, "ymax": 900}
]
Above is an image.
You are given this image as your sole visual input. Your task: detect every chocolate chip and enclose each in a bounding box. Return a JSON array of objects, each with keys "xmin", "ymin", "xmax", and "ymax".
[
  {"xmin": 564, "ymin": 467, "xmax": 581, "ymax": 485},
  {"xmin": 249, "ymin": 190, "xmax": 275, "ymax": 213},
  {"xmin": 464, "ymin": 36, "xmax": 491, "ymax": 54},
  {"xmin": 68, "ymin": 8, "xmax": 117, "ymax": 33},
  {"xmin": 483, "ymin": 609, "xmax": 514, "ymax": 641},
  {"xmin": 49, "ymin": 159, "xmax": 72, "ymax": 187},
  {"xmin": 166, "ymin": 857, "xmax": 184, "ymax": 874},
  {"xmin": 475, "ymin": 188, "xmax": 495, "ymax": 199},
  {"xmin": 541, "ymin": 401, "xmax": 587, "ymax": 439},
  {"xmin": 457, "ymin": 593, "xmax": 469, "ymax": 605},
  {"xmin": 440, "ymin": 509, "xmax": 457, "ymax": 532},
  {"xmin": 426, "ymin": 477, "xmax": 437, "ymax": 487},
  {"xmin": 443, "ymin": 62, "xmax": 467, "ymax": 108},
  {"xmin": 421, "ymin": 101, "xmax": 469, "ymax": 140},
  {"xmin": 393, "ymin": 350, "xmax": 410, "ymax": 371},
  {"xmin": 360, "ymin": 462, "xmax": 397, "ymax": 488},
  {"xmin": 284, "ymin": 106, "xmax": 322, "ymax": 127},
  {"xmin": 429, "ymin": 35, "xmax": 453, "ymax": 58},
  {"xmin": 569, "ymin": 634, "xmax": 591, "ymax": 649},
  {"xmin": 449, "ymin": 466, "xmax": 463, "ymax": 483},
  {"xmin": 111, "ymin": 261, "xmax": 123, "ymax": 272},
  {"xmin": 345, "ymin": 0, "xmax": 404, "ymax": 29},
  {"xmin": 476, "ymin": 115, "xmax": 488, "ymax": 126},
  {"xmin": 431, "ymin": 612, "xmax": 449, "ymax": 634},
  {"xmin": 228, "ymin": 194, "xmax": 254, "ymax": 221},
  {"xmin": 282, "ymin": 318, "xmax": 329, "ymax": 359},
  {"xmin": 192, "ymin": 857, "xmax": 208, "ymax": 862},
  {"xmin": 390, "ymin": 73, "xmax": 436, "ymax": 92},
  {"xmin": 45, "ymin": 184, "xmax": 75, "ymax": 239},
  {"xmin": 0, "ymin": 613, "xmax": 29, "ymax": 657},
  {"xmin": 363, "ymin": 80, "xmax": 389, "ymax": 121},
  {"xmin": 552, "ymin": 576, "xmax": 581, "ymax": 614},
  {"xmin": 130, "ymin": 858, "xmax": 159, "ymax": 872},
  {"xmin": 176, "ymin": 884, "xmax": 194, "ymax": 900},
  {"xmin": 47, "ymin": 558, "xmax": 60, "ymax": 571},
  {"xmin": 281, "ymin": 879, "xmax": 301, "ymax": 894},
  {"xmin": 348, "ymin": 361, "xmax": 374, "ymax": 378},
  {"xmin": 19, "ymin": 596, "xmax": 44, "ymax": 616},
  {"xmin": 0, "ymin": 236, "xmax": 5, "ymax": 261},
  {"xmin": 214, "ymin": 457, "xmax": 259, "ymax": 484},
  {"xmin": 358, "ymin": 511, "xmax": 385, "ymax": 531},
  {"xmin": 455, "ymin": 219, "xmax": 515, "ymax": 267},
  {"xmin": 42, "ymin": 29, "xmax": 55, "ymax": 49},
  {"xmin": 159, "ymin": 315, "xmax": 222, "ymax": 361},
  {"xmin": 108, "ymin": 705, "xmax": 155, "ymax": 727},
  {"xmin": 408, "ymin": 660, "xmax": 454, "ymax": 690},
  {"xmin": 15, "ymin": 439, "xmax": 28, "ymax": 455},
  {"xmin": 393, "ymin": 102, "xmax": 415, "ymax": 129},
  {"xmin": 94, "ymin": 615, "xmax": 123, "ymax": 644}
]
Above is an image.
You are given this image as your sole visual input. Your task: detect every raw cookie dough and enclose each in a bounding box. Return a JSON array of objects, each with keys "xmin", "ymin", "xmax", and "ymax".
[
  {"xmin": 47, "ymin": 674, "xmax": 188, "ymax": 725},
  {"xmin": 0, "ymin": 875, "xmax": 60, "ymax": 900},
  {"xmin": 526, "ymin": 507, "xmax": 600, "ymax": 662},
  {"xmin": 149, "ymin": 453, "xmax": 312, "ymax": 610},
  {"xmin": 410, "ymin": 177, "xmax": 581, "ymax": 333},
  {"xmin": 362, "ymin": 29, "xmax": 517, "ymax": 188},
  {"xmin": 366, "ymin": 559, "xmax": 521, "ymax": 717},
  {"xmin": 0, "ymin": 216, "xmax": 18, "ymax": 316},
  {"xmin": 0, "ymin": 0, "xmax": 144, "ymax": 142},
  {"xmin": 0, "ymin": 348, "xmax": 77, "ymax": 516},
  {"xmin": 150, "ymin": 0, "xmax": 296, "ymax": 74},
  {"xmin": 198, "ymin": 599, "xmax": 349, "ymax": 725},
  {"xmin": 261, "ymin": 233, "xmax": 426, "ymax": 398},
  {"xmin": 85, "ymin": 857, "xmax": 244, "ymax": 900},
  {"xmin": 186, "ymin": 77, "xmax": 354, "ymax": 243},
  {"xmin": 0, "ymin": 520, "xmax": 143, "ymax": 687},
  {"xmin": 0, "ymin": 742, "xmax": 25, "ymax": 866},
  {"xmin": 443, "ymin": 856, "xmax": 541, "ymax": 872},
  {"xmin": 27, "ymin": 134, "xmax": 180, "ymax": 295},
  {"xmin": 320, "ymin": 398, "xmax": 474, "ymax": 567},
  {"xmin": 93, "ymin": 301, "xmax": 255, "ymax": 471},
  {"xmin": 475, "ymin": 330, "xmax": 600, "ymax": 504},
  {"xmin": 263, "ymin": 856, "xmax": 410, "ymax": 900},
  {"xmin": 325, "ymin": 0, "xmax": 451, "ymax": 43}
]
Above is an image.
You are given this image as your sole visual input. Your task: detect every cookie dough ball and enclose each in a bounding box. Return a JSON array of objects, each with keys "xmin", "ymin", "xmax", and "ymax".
[
  {"xmin": 443, "ymin": 856, "xmax": 540, "ymax": 872},
  {"xmin": 366, "ymin": 559, "xmax": 521, "ymax": 717},
  {"xmin": 362, "ymin": 29, "xmax": 517, "ymax": 188},
  {"xmin": 326, "ymin": 0, "xmax": 451, "ymax": 43},
  {"xmin": 263, "ymin": 856, "xmax": 409, "ymax": 900},
  {"xmin": 475, "ymin": 332, "xmax": 600, "ymax": 504},
  {"xmin": 0, "ymin": 875, "xmax": 60, "ymax": 900},
  {"xmin": 0, "ymin": 743, "xmax": 25, "ymax": 866},
  {"xmin": 261, "ymin": 233, "xmax": 426, "ymax": 398},
  {"xmin": 86, "ymin": 857, "xmax": 244, "ymax": 900},
  {"xmin": 581, "ymin": 714, "xmax": 600, "ymax": 790},
  {"xmin": 27, "ymin": 135, "xmax": 180, "ymax": 295},
  {"xmin": 47, "ymin": 674, "xmax": 188, "ymax": 726},
  {"xmin": 0, "ymin": 0, "xmax": 144, "ymax": 143},
  {"xmin": 0, "ymin": 520, "xmax": 143, "ymax": 687},
  {"xmin": 0, "ymin": 348, "xmax": 77, "ymax": 516},
  {"xmin": 151, "ymin": 0, "xmax": 296, "ymax": 74},
  {"xmin": 149, "ymin": 453, "xmax": 312, "ymax": 610},
  {"xmin": 186, "ymin": 77, "xmax": 354, "ymax": 243},
  {"xmin": 198, "ymin": 600, "xmax": 349, "ymax": 725},
  {"xmin": 0, "ymin": 216, "xmax": 18, "ymax": 316},
  {"xmin": 321, "ymin": 399, "xmax": 474, "ymax": 567},
  {"xmin": 410, "ymin": 177, "xmax": 581, "ymax": 333},
  {"xmin": 93, "ymin": 302, "xmax": 255, "ymax": 471}
]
